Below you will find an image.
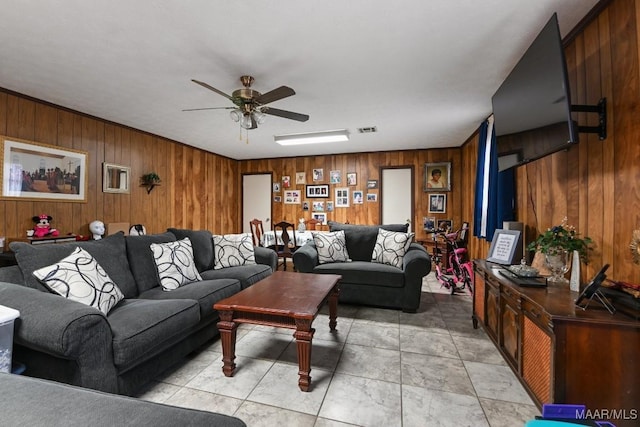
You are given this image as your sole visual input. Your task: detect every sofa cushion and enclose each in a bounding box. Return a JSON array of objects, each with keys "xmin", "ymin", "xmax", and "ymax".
[
  {"xmin": 150, "ymin": 238, "xmax": 202, "ymax": 291},
  {"xmin": 200, "ymin": 264, "xmax": 272, "ymax": 289},
  {"xmin": 313, "ymin": 261, "xmax": 405, "ymax": 288},
  {"xmin": 10, "ymin": 232, "xmax": 138, "ymax": 298},
  {"xmin": 371, "ymin": 229, "xmax": 415, "ymax": 268},
  {"xmin": 33, "ymin": 247, "xmax": 124, "ymax": 315},
  {"xmin": 212, "ymin": 233, "xmax": 256, "ymax": 269},
  {"xmin": 125, "ymin": 232, "xmax": 176, "ymax": 294},
  {"xmin": 138, "ymin": 278, "xmax": 241, "ymax": 319},
  {"xmin": 312, "ymin": 230, "xmax": 350, "ymax": 264},
  {"xmin": 167, "ymin": 228, "xmax": 214, "ymax": 272},
  {"xmin": 107, "ymin": 298, "xmax": 199, "ymax": 371},
  {"xmin": 327, "ymin": 222, "xmax": 410, "ymax": 262}
]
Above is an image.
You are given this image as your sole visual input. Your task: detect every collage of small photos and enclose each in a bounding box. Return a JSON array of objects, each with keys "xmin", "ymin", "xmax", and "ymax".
[{"xmin": 272, "ymin": 169, "xmax": 378, "ymax": 225}]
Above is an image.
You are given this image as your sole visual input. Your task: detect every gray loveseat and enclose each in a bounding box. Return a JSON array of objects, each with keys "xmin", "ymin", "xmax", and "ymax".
[
  {"xmin": 0, "ymin": 228, "xmax": 276, "ymax": 396},
  {"xmin": 293, "ymin": 222, "xmax": 431, "ymax": 312}
]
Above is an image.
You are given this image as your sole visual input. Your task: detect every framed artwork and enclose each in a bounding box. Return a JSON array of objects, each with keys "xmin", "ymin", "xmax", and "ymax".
[
  {"xmin": 302, "ymin": 201, "xmax": 310, "ymax": 211},
  {"xmin": 424, "ymin": 162, "xmax": 451, "ymax": 192},
  {"xmin": 274, "ymin": 196, "xmax": 282, "ymax": 203},
  {"xmin": 330, "ymin": 170, "xmax": 341, "ymax": 184},
  {"xmin": 282, "ymin": 175, "xmax": 291, "ymax": 188},
  {"xmin": 102, "ymin": 163, "xmax": 130, "ymax": 194},
  {"xmin": 295, "ymin": 172, "xmax": 306, "ymax": 185},
  {"xmin": 486, "ymin": 229, "xmax": 522, "ymax": 265},
  {"xmin": 428, "ymin": 193, "xmax": 446, "ymax": 213},
  {"xmin": 352, "ymin": 190, "xmax": 364, "ymax": 204},
  {"xmin": 437, "ymin": 219, "xmax": 453, "ymax": 233},
  {"xmin": 305, "ymin": 184, "xmax": 329, "ymax": 198},
  {"xmin": 283, "ymin": 190, "xmax": 301, "ymax": 204},
  {"xmin": 347, "ymin": 172, "xmax": 357, "ymax": 185},
  {"xmin": 367, "ymin": 193, "xmax": 377, "ymax": 202},
  {"xmin": 367, "ymin": 179, "xmax": 378, "ymax": 189},
  {"xmin": 1, "ymin": 136, "xmax": 88, "ymax": 202},
  {"xmin": 313, "ymin": 168, "xmax": 324, "ymax": 182},
  {"xmin": 312, "ymin": 212, "xmax": 327, "ymax": 224},
  {"xmin": 423, "ymin": 216, "xmax": 436, "ymax": 232},
  {"xmin": 326, "ymin": 201, "xmax": 334, "ymax": 212},
  {"xmin": 273, "ymin": 182, "xmax": 281, "ymax": 192},
  {"xmin": 312, "ymin": 201, "xmax": 324, "ymax": 212},
  {"xmin": 335, "ymin": 187, "xmax": 349, "ymax": 207}
]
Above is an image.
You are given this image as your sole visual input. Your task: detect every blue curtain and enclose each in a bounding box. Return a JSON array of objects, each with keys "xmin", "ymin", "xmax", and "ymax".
[{"xmin": 473, "ymin": 118, "xmax": 515, "ymax": 241}]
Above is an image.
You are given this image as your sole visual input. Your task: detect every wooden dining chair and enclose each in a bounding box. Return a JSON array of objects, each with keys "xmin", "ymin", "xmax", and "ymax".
[
  {"xmin": 304, "ymin": 218, "xmax": 321, "ymax": 231},
  {"xmin": 272, "ymin": 220, "xmax": 298, "ymax": 271},
  {"xmin": 249, "ymin": 218, "xmax": 265, "ymax": 246}
]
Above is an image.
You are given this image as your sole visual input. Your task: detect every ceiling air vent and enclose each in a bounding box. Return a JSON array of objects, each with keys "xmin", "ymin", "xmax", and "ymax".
[{"xmin": 357, "ymin": 126, "xmax": 377, "ymax": 133}]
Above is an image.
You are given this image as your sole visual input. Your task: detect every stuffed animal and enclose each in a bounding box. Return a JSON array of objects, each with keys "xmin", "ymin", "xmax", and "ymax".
[{"xmin": 32, "ymin": 214, "xmax": 60, "ymax": 238}]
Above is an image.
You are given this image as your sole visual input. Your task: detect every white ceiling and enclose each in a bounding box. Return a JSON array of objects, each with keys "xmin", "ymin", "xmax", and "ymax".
[{"xmin": 0, "ymin": 0, "xmax": 599, "ymax": 160}]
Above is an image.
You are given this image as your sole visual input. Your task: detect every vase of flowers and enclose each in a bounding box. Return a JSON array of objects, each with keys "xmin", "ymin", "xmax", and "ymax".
[{"xmin": 527, "ymin": 217, "xmax": 592, "ymax": 284}]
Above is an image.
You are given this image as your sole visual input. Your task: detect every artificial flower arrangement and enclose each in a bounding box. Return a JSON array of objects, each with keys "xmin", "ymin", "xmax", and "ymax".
[{"xmin": 527, "ymin": 217, "xmax": 593, "ymax": 263}]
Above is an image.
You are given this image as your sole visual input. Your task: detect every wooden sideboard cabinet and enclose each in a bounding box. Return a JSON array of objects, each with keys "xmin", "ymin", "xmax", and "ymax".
[{"xmin": 473, "ymin": 260, "xmax": 640, "ymax": 426}]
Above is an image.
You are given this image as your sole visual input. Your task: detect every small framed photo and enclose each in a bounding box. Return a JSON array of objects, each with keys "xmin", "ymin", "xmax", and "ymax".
[
  {"xmin": 295, "ymin": 172, "xmax": 306, "ymax": 185},
  {"xmin": 326, "ymin": 201, "xmax": 334, "ymax": 212},
  {"xmin": 424, "ymin": 162, "xmax": 451, "ymax": 192},
  {"xmin": 428, "ymin": 194, "xmax": 446, "ymax": 213},
  {"xmin": 284, "ymin": 190, "xmax": 301, "ymax": 204},
  {"xmin": 274, "ymin": 196, "xmax": 282, "ymax": 203},
  {"xmin": 305, "ymin": 184, "xmax": 329, "ymax": 198},
  {"xmin": 282, "ymin": 175, "xmax": 291, "ymax": 188},
  {"xmin": 353, "ymin": 190, "xmax": 364, "ymax": 204},
  {"xmin": 486, "ymin": 229, "xmax": 522, "ymax": 265},
  {"xmin": 347, "ymin": 172, "xmax": 357, "ymax": 186},
  {"xmin": 103, "ymin": 163, "xmax": 131, "ymax": 194},
  {"xmin": 313, "ymin": 168, "xmax": 324, "ymax": 182},
  {"xmin": 312, "ymin": 212, "xmax": 327, "ymax": 224},
  {"xmin": 437, "ymin": 219, "xmax": 453, "ymax": 233},
  {"xmin": 335, "ymin": 187, "xmax": 349, "ymax": 207},
  {"xmin": 302, "ymin": 201, "xmax": 310, "ymax": 211},
  {"xmin": 312, "ymin": 201, "xmax": 324, "ymax": 212},
  {"xmin": 367, "ymin": 193, "xmax": 377, "ymax": 202},
  {"xmin": 423, "ymin": 216, "xmax": 436, "ymax": 232},
  {"xmin": 367, "ymin": 179, "xmax": 378, "ymax": 189},
  {"xmin": 330, "ymin": 170, "xmax": 341, "ymax": 184},
  {"xmin": 273, "ymin": 182, "xmax": 281, "ymax": 193}
]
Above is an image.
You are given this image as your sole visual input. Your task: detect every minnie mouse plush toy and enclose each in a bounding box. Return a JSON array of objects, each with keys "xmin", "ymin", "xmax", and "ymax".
[{"xmin": 32, "ymin": 214, "xmax": 60, "ymax": 238}]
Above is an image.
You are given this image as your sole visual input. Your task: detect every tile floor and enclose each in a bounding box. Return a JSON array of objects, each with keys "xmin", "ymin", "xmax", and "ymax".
[{"xmin": 136, "ymin": 273, "xmax": 540, "ymax": 426}]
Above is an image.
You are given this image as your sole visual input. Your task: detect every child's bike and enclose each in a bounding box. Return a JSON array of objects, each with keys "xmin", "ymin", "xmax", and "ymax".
[{"xmin": 432, "ymin": 223, "xmax": 473, "ymax": 295}]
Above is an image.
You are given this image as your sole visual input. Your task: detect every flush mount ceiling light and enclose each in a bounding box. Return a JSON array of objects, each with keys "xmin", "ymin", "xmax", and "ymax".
[{"xmin": 274, "ymin": 129, "xmax": 350, "ymax": 146}]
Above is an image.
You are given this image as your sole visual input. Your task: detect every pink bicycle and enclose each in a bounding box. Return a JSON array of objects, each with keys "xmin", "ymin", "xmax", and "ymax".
[{"xmin": 433, "ymin": 223, "xmax": 473, "ymax": 295}]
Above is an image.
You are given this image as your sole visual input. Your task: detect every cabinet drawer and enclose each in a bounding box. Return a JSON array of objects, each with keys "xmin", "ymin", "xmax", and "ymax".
[{"xmin": 522, "ymin": 299, "xmax": 552, "ymax": 332}]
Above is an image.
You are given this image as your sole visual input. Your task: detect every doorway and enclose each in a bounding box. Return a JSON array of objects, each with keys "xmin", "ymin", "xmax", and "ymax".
[
  {"xmin": 380, "ymin": 167, "xmax": 414, "ymax": 232},
  {"xmin": 242, "ymin": 173, "xmax": 272, "ymax": 235}
]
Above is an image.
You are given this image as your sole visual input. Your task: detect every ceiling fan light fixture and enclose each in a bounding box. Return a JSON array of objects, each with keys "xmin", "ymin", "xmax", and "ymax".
[
  {"xmin": 230, "ymin": 109, "xmax": 242, "ymax": 122},
  {"xmin": 240, "ymin": 113, "xmax": 253, "ymax": 129},
  {"xmin": 254, "ymin": 111, "xmax": 266, "ymax": 124},
  {"xmin": 274, "ymin": 129, "xmax": 350, "ymax": 146}
]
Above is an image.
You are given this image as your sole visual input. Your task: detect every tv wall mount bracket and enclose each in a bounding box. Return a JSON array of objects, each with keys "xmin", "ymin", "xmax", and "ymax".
[{"xmin": 571, "ymin": 97, "xmax": 607, "ymax": 140}]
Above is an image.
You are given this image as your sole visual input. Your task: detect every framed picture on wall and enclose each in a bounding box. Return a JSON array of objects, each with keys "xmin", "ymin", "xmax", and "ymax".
[
  {"xmin": 352, "ymin": 190, "xmax": 364, "ymax": 204},
  {"xmin": 367, "ymin": 179, "xmax": 378, "ymax": 189},
  {"xmin": 295, "ymin": 172, "xmax": 306, "ymax": 185},
  {"xmin": 424, "ymin": 162, "xmax": 451, "ymax": 192},
  {"xmin": 335, "ymin": 187, "xmax": 349, "ymax": 207},
  {"xmin": 347, "ymin": 172, "xmax": 357, "ymax": 185},
  {"xmin": 423, "ymin": 216, "xmax": 436, "ymax": 232},
  {"xmin": 437, "ymin": 219, "xmax": 453, "ymax": 233},
  {"xmin": 367, "ymin": 193, "xmax": 377, "ymax": 202},
  {"xmin": 312, "ymin": 201, "xmax": 324, "ymax": 212},
  {"xmin": 283, "ymin": 190, "xmax": 301, "ymax": 204},
  {"xmin": 313, "ymin": 168, "xmax": 324, "ymax": 182},
  {"xmin": 326, "ymin": 201, "xmax": 334, "ymax": 212},
  {"xmin": 306, "ymin": 184, "xmax": 329, "ymax": 198},
  {"xmin": 312, "ymin": 212, "xmax": 327, "ymax": 224},
  {"xmin": 330, "ymin": 170, "xmax": 341, "ymax": 184},
  {"xmin": 428, "ymin": 193, "xmax": 446, "ymax": 213}
]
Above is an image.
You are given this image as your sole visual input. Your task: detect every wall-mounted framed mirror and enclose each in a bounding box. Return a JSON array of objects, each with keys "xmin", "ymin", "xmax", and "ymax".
[{"xmin": 102, "ymin": 163, "xmax": 131, "ymax": 194}]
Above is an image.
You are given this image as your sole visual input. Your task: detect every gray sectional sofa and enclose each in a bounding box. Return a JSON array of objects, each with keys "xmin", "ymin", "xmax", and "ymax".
[
  {"xmin": 293, "ymin": 222, "xmax": 431, "ymax": 312},
  {"xmin": 0, "ymin": 228, "xmax": 277, "ymax": 396}
]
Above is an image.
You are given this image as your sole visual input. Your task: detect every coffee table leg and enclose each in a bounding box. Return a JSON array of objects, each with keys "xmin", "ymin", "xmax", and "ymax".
[
  {"xmin": 328, "ymin": 285, "xmax": 339, "ymax": 331},
  {"xmin": 294, "ymin": 319, "xmax": 315, "ymax": 391},
  {"xmin": 217, "ymin": 311, "xmax": 238, "ymax": 377}
]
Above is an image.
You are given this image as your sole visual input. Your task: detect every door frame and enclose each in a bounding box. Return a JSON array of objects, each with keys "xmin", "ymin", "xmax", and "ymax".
[{"xmin": 379, "ymin": 165, "xmax": 415, "ymax": 229}]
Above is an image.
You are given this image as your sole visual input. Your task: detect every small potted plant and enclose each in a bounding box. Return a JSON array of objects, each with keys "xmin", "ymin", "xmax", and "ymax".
[
  {"xmin": 527, "ymin": 217, "xmax": 592, "ymax": 284},
  {"xmin": 141, "ymin": 172, "xmax": 161, "ymax": 194}
]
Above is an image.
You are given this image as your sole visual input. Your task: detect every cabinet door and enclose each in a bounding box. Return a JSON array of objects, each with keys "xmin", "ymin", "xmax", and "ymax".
[
  {"xmin": 501, "ymin": 299, "xmax": 520, "ymax": 370},
  {"xmin": 522, "ymin": 314, "xmax": 552, "ymax": 404},
  {"xmin": 473, "ymin": 269, "xmax": 485, "ymax": 326},
  {"xmin": 486, "ymin": 282, "xmax": 500, "ymax": 340}
]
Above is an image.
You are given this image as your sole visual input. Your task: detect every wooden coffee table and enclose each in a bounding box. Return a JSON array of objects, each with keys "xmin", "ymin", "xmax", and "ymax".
[{"xmin": 214, "ymin": 271, "xmax": 341, "ymax": 391}]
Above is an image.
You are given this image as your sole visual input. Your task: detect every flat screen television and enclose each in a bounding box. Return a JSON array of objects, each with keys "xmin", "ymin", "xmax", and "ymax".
[{"xmin": 492, "ymin": 13, "xmax": 578, "ymax": 171}]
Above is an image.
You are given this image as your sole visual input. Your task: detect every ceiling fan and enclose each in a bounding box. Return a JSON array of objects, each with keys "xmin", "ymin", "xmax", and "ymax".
[{"xmin": 185, "ymin": 75, "xmax": 309, "ymax": 130}]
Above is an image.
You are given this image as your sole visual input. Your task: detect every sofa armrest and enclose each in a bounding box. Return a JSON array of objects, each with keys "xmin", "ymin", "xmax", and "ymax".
[
  {"xmin": 0, "ymin": 265, "xmax": 24, "ymax": 285},
  {"xmin": 254, "ymin": 246, "xmax": 278, "ymax": 272},
  {"xmin": 400, "ymin": 244, "xmax": 431, "ymax": 312},
  {"xmin": 0, "ymin": 282, "xmax": 118, "ymax": 391},
  {"xmin": 292, "ymin": 242, "xmax": 319, "ymax": 273}
]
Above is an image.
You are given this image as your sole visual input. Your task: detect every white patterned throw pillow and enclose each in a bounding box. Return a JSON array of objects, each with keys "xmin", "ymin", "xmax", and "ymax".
[
  {"xmin": 33, "ymin": 247, "xmax": 124, "ymax": 315},
  {"xmin": 312, "ymin": 230, "xmax": 350, "ymax": 264},
  {"xmin": 371, "ymin": 229, "xmax": 415, "ymax": 268},
  {"xmin": 150, "ymin": 238, "xmax": 202, "ymax": 291},
  {"xmin": 212, "ymin": 233, "xmax": 256, "ymax": 270}
]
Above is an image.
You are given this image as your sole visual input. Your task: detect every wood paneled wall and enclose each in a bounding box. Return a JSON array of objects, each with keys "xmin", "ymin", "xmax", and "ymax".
[
  {"xmin": 240, "ymin": 149, "xmax": 464, "ymax": 241},
  {"xmin": 0, "ymin": 90, "xmax": 240, "ymax": 241},
  {"xmin": 461, "ymin": 0, "xmax": 640, "ymax": 284}
]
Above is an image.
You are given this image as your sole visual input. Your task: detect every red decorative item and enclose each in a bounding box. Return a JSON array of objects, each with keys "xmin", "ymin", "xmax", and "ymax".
[{"xmin": 32, "ymin": 214, "xmax": 60, "ymax": 238}]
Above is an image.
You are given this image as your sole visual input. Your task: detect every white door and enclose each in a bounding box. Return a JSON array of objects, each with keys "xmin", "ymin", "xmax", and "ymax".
[
  {"xmin": 381, "ymin": 167, "xmax": 413, "ymax": 232},
  {"xmin": 242, "ymin": 173, "xmax": 272, "ymax": 234}
]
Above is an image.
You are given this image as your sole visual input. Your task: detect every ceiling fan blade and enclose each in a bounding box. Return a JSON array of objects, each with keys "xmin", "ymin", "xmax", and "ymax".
[
  {"xmin": 255, "ymin": 86, "xmax": 295, "ymax": 105},
  {"xmin": 263, "ymin": 107, "xmax": 309, "ymax": 122},
  {"xmin": 182, "ymin": 107, "xmax": 235, "ymax": 112},
  {"xmin": 191, "ymin": 79, "xmax": 233, "ymax": 100}
]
